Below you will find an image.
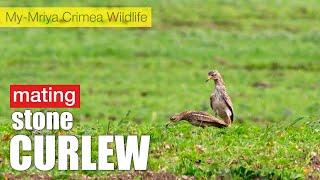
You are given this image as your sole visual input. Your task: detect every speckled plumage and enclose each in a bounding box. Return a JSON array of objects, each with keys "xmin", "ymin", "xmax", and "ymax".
[
  {"xmin": 170, "ymin": 111, "xmax": 228, "ymax": 128},
  {"xmin": 208, "ymin": 70, "xmax": 234, "ymax": 125}
]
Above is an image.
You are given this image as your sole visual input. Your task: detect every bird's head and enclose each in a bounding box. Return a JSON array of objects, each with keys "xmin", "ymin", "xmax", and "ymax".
[
  {"xmin": 206, "ymin": 70, "xmax": 221, "ymax": 82},
  {"xmin": 169, "ymin": 113, "xmax": 183, "ymax": 122}
]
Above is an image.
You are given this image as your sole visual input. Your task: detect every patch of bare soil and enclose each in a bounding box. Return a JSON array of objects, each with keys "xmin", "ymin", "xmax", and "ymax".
[
  {"xmin": 4, "ymin": 173, "xmax": 51, "ymax": 180},
  {"xmin": 4, "ymin": 171, "xmax": 195, "ymax": 180},
  {"xmin": 252, "ymin": 81, "xmax": 272, "ymax": 89}
]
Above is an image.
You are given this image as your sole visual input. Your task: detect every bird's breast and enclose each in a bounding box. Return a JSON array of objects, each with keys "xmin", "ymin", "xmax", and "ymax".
[{"xmin": 211, "ymin": 91, "xmax": 226, "ymax": 111}]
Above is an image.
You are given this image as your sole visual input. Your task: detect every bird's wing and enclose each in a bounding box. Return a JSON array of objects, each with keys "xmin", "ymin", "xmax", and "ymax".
[
  {"xmin": 221, "ymin": 91, "xmax": 234, "ymax": 121},
  {"xmin": 210, "ymin": 95, "xmax": 214, "ymax": 111},
  {"xmin": 192, "ymin": 111, "xmax": 212, "ymax": 116},
  {"xmin": 187, "ymin": 112, "xmax": 227, "ymax": 124}
]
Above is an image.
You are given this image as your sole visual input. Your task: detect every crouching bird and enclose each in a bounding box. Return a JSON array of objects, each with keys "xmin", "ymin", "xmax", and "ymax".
[
  {"xmin": 206, "ymin": 70, "xmax": 234, "ymax": 126},
  {"xmin": 170, "ymin": 111, "xmax": 228, "ymax": 128}
]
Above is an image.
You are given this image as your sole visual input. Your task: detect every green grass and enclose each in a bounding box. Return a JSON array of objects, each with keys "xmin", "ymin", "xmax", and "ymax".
[
  {"xmin": 0, "ymin": 0, "xmax": 320, "ymax": 179},
  {"xmin": 1, "ymin": 120, "xmax": 319, "ymax": 179}
]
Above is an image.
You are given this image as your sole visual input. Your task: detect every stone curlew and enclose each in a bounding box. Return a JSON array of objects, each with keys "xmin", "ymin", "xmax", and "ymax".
[
  {"xmin": 206, "ymin": 70, "xmax": 234, "ymax": 126},
  {"xmin": 170, "ymin": 111, "xmax": 228, "ymax": 128}
]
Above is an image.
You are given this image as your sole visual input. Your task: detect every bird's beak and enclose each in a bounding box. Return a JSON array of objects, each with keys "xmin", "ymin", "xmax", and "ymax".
[{"xmin": 206, "ymin": 76, "xmax": 211, "ymax": 82}]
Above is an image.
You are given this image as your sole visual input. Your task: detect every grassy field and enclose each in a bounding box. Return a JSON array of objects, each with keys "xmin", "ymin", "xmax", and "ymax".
[{"xmin": 0, "ymin": 0, "xmax": 320, "ymax": 179}]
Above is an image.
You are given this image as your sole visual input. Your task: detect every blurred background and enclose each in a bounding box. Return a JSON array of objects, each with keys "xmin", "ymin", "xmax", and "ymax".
[{"xmin": 0, "ymin": 0, "xmax": 319, "ymax": 125}]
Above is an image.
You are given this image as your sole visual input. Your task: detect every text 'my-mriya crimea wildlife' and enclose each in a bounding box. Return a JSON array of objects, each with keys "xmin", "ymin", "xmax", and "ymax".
[{"xmin": 170, "ymin": 70, "xmax": 234, "ymax": 128}]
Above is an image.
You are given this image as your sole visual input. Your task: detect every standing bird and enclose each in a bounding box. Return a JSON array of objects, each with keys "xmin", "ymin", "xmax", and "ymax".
[{"xmin": 206, "ymin": 70, "xmax": 234, "ymax": 126}]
